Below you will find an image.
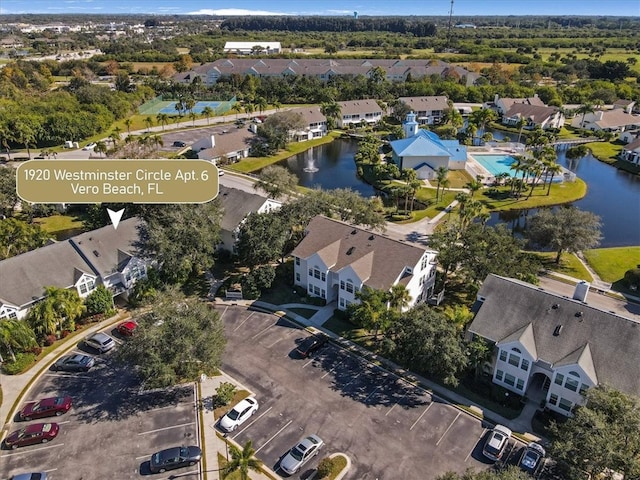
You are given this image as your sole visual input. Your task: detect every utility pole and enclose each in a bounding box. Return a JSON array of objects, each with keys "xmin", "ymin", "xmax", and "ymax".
[{"xmin": 446, "ymin": 0, "xmax": 454, "ymax": 51}]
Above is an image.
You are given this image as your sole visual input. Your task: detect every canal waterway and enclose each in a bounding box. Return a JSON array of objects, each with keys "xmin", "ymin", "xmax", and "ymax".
[{"xmin": 281, "ymin": 137, "xmax": 640, "ymax": 247}]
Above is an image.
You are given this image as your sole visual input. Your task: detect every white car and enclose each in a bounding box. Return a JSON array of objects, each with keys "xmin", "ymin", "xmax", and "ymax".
[
  {"xmin": 82, "ymin": 142, "xmax": 96, "ymax": 150},
  {"xmin": 219, "ymin": 397, "xmax": 258, "ymax": 432},
  {"xmin": 84, "ymin": 332, "xmax": 115, "ymax": 353},
  {"xmin": 280, "ymin": 434, "xmax": 324, "ymax": 475}
]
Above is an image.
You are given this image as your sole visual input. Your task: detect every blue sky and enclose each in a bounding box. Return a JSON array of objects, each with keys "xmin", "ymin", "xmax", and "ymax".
[{"xmin": 1, "ymin": 0, "xmax": 639, "ymax": 16}]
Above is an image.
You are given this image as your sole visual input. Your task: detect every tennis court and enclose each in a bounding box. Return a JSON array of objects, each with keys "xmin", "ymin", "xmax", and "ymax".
[{"xmin": 138, "ymin": 96, "xmax": 236, "ymax": 116}]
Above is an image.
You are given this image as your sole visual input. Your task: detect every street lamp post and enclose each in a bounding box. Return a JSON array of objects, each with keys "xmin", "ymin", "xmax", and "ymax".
[{"xmin": 223, "ymin": 433, "xmax": 229, "ymax": 461}]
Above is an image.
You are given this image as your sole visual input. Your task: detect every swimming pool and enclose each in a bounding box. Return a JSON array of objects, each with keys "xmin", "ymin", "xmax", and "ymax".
[{"xmin": 471, "ymin": 154, "xmax": 517, "ymax": 176}]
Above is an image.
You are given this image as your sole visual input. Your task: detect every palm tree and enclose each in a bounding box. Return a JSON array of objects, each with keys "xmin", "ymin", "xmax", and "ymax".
[
  {"xmin": 156, "ymin": 113, "xmax": 169, "ymax": 131},
  {"xmin": 439, "ymin": 178, "xmax": 450, "ymax": 202},
  {"xmin": 435, "ymin": 166, "xmax": 449, "ymax": 202},
  {"xmin": 515, "ymin": 116, "xmax": 527, "ymax": 144},
  {"xmin": 321, "ymin": 102, "xmax": 342, "ymax": 130},
  {"xmin": 469, "ymin": 108, "xmax": 497, "ymax": 137},
  {"xmin": 94, "ymin": 140, "xmax": 108, "ymax": 158},
  {"xmin": 545, "ymin": 161, "xmax": 563, "ymax": 196},
  {"xmin": 0, "ymin": 319, "xmax": 37, "ymax": 362},
  {"xmin": 576, "ymin": 103, "xmax": 594, "ymax": 129},
  {"xmin": 272, "ymin": 100, "xmax": 282, "ymax": 112},
  {"xmin": 387, "ymin": 284, "xmax": 412, "ymax": 311},
  {"xmin": 222, "ymin": 440, "xmax": 263, "ymax": 480},
  {"xmin": 124, "ymin": 118, "xmax": 133, "ymax": 134},
  {"xmin": 256, "ymin": 96, "xmax": 268, "ymax": 116},
  {"xmin": 189, "ymin": 111, "xmax": 197, "ymax": 127},
  {"xmin": 201, "ymin": 106, "xmax": 214, "ymax": 125},
  {"xmin": 231, "ymin": 103, "xmax": 243, "ymax": 121},
  {"xmin": 465, "ymin": 177, "xmax": 483, "ymax": 198},
  {"xmin": 144, "ymin": 116, "xmax": 153, "ymax": 132}
]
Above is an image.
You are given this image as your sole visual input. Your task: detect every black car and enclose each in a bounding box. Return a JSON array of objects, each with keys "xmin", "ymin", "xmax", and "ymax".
[
  {"xmin": 172, "ymin": 140, "xmax": 187, "ymax": 147},
  {"xmin": 51, "ymin": 354, "xmax": 95, "ymax": 372},
  {"xmin": 149, "ymin": 445, "xmax": 202, "ymax": 474},
  {"xmin": 296, "ymin": 333, "xmax": 329, "ymax": 358}
]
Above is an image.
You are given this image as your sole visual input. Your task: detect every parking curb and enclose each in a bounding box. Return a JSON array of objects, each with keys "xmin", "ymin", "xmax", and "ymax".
[{"xmin": 0, "ymin": 312, "xmax": 130, "ymax": 442}]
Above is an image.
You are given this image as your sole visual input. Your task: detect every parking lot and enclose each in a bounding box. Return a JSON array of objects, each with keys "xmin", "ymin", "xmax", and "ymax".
[
  {"xmin": 0, "ymin": 326, "xmax": 200, "ymax": 480},
  {"xmin": 217, "ymin": 305, "xmax": 498, "ymax": 479}
]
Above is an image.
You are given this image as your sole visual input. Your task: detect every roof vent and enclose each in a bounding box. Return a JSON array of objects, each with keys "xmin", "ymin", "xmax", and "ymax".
[
  {"xmin": 553, "ymin": 325, "xmax": 563, "ymax": 336},
  {"xmin": 351, "ymin": 229, "xmax": 357, "ymax": 235},
  {"xmin": 369, "ymin": 235, "xmax": 375, "ymax": 240},
  {"xmin": 552, "ymin": 304, "xmax": 559, "ymax": 309},
  {"xmin": 93, "ymin": 250, "xmax": 100, "ymax": 257},
  {"xmin": 575, "ymin": 311, "xmax": 583, "ymax": 318},
  {"xmin": 346, "ymin": 246, "xmax": 355, "ymax": 255}
]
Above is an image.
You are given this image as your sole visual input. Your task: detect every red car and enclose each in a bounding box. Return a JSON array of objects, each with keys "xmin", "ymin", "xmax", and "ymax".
[
  {"xmin": 19, "ymin": 396, "xmax": 72, "ymax": 421},
  {"xmin": 116, "ymin": 320, "xmax": 138, "ymax": 337},
  {"xmin": 4, "ymin": 423, "xmax": 59, "ymax": 449}
]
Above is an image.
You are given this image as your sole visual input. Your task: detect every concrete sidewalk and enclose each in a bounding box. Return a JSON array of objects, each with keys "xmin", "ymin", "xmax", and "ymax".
[{"xmin": 199, "ymin": 371, "xmax": 281, "ymax": 480}]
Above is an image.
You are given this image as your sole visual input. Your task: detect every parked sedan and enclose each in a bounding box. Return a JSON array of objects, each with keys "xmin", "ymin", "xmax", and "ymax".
[
  {"xmin": 519, "ymin": 442, "xmax": 546, "ymax": 475},
  {"xmin": 11, "ymin": 473, "xmax": 49, "ymax": 480},
  {"xmin": 116, "ymin": 320, "xmax": 138, "ymax": 337},
  {"xmin": 19, "ymin": 396, "xmax": 72, "ymax": 421},
  {"xmin": 149, "ymin": 445, "xmax": 202, "ymax": 474},
  {"xmin": 4, "ymin": 423, "xmax": 59, "ymax": 449},
  {"xmin": 280, "ymin": 434, "xmax": 324, "ymax": 475},
  {"xmin": 51, "ymin": 353, "xmax": 95, "ymax": 372},
  {"xmin": 219, "ymin": 397, "xmax": 259, "ymax": 432},
  {"xmin": 84, "ymin": 332, "xmax": 115, "ymax": 353},
  {"xmin": 296, "ymin": 333, "xmax": 329, "ymax": 358}
]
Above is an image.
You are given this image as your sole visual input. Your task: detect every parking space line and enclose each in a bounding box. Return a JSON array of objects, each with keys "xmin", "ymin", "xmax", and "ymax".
[
  {"xmin": 302, "ymin": 359, "xmax": 314, "ymax": 368},
  {"xmin": 266, "ymin": 332, "xmax": 294, "ymax": 349},
  {"xmin": 57, "ymin": 421, "xmax": 71, "ymax": 425},
  {"xmin": 409, "ymin": 403, "xmax": 433, "ymax": 430},
  {"xmin": 321, "ymin": 359, "xmax": 345, "ymax": 379},
  {"xmin": 0, "ymin": 443, "xmax": 64, "ymax": 457},
  {"xmin": 234, "ymin": 311, "xmax": 255, "ymax": 331},
  {"xmin": 385, "ymin": 400, "xmax": 401, "ymax": 416},
  {"xmin": 44, "ymin": 373, "xmax": 92, "ymax": 379},
  {"xmin": 466, "ymin": 428, "xmax": 486, "ymax": 462},
  {"xmin": 219, "ymin": 305, "xmax": 229, "ymax": 318},
  {"xmin": 254, "ymin": 420, "xmax": 292, "ymax": 454},
  {"xmin": 138, "ymin": 421, "xmax": 195, "ymax": 435},
  {"xmin": 232, "ymin": 406, "xmax": 273, "ymax": 439},
  {"xmin": 341, "ymin": 372, "xmax": 361, "ymax": 388},
  {"xmin": 250, "ymin": 322, "xmax": 275, "ymax": 340},
  {"xmin": 436, "ymin": 412, "xmax": 461, "ymax": 446},
  {"xmin": 364, "ymin": 385, "xmax": 381, "ymax": 402}
]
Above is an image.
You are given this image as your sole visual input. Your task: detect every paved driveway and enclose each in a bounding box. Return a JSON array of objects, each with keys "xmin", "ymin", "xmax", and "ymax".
[
  {"xmin": 0, "ymin": 327, "xmax": 200, "ymax": 480},
  {"xmin": 217, "ymin": 305, "xmax": 495, "ymax": 479}
]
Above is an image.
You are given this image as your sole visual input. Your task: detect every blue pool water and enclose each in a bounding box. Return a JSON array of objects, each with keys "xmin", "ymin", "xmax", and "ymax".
[{"xmin": 472, "ymin": 154, "xmax": 517, "ymax": 176}]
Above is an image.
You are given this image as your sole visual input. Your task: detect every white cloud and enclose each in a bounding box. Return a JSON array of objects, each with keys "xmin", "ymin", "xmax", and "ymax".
[{"xmin": 187, "ymin": 8, "xmax": 287, "ymax": 16}]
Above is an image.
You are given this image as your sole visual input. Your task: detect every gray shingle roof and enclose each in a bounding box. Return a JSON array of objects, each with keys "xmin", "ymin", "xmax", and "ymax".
[
  {"xmin": 0, "ymin": 240, "xmax": 93, "ymax": 308},
  {"xmin": 503, "ymin": 103, "xmax": 560, "ymax": 124},
  {"xmin": 70, "ymin": 218, "xmax": 141, "ymax": 278},
  {"xmin": 337, "ymin": 99, "xmax": 382, "ymax": 116},
  {"xmin": 218, "ymin": 186, "xmax": 270, "ymax": 232},
  {"xmin": 468, "ymin": 274, "xmax": 640, "ymax": 396},
  {"xmin": 291, "ymin": 215, "xmax": 428, "ymax": 291}
]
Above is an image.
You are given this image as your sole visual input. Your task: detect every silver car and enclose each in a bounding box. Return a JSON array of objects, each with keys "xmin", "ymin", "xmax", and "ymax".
[
  {"xmin": 280, "ymin": 434, "xmax": 324, "ymax": 475},
  {"xmin": 84, "ymin": 332, "xmax": 115, "ymax": 353},
  {"xmin": 11, "ymin": 474, "xmax": 49, "ymax": 480}
]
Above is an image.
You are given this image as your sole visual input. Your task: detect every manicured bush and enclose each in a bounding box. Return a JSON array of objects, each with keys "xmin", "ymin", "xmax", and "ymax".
[
  {"xmin": 44, "ymin": 334, "xmax": 57, "ymax": 346},
  {"xmin": 623, "ymin": 267, "xmax": 640, "ymax": 290},
  {"xmin": 213, "ymin": 382, "xmax": 236, "ymax": 408},
  {"xmin": 316, "ymin": 457, "xmax": 335, "ymax": 479},
  {"xmin": 84, "ymin": 285, "xmax": 115, "ymax": 316},
  {"xmin": 1, "ymin": 352, "xmax": 36, "ymax": 375}
]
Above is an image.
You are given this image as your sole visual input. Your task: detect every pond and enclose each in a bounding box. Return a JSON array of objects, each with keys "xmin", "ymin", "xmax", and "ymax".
[
  {"xmin": 278, "ymin": 139, "xmax": 376, "ymax": 197},
  {"xmin": 281, "ymin": 137, "xmax": 640, "ymax": 247}
]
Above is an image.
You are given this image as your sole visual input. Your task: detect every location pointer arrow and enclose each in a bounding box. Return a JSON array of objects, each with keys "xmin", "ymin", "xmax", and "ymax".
[{"xmin": 107, "ymin": 208, "xmax": 125, "ymax": 230}]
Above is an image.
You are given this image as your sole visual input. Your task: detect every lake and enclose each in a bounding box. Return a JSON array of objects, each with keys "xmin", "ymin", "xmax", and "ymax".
[{"xmin": 281, "ymin": 137, "xmax": 640, "ymax": 247}]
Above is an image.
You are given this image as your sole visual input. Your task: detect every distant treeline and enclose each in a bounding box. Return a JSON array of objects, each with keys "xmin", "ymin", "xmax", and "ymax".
[{"xmin": 220, "ymin": 17, "xmax": 438, "ymax": 37}]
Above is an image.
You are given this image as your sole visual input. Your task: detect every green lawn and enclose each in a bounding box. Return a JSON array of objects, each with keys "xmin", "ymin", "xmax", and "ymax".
[
  {"xmin": 586, "ymin": 141, "xmax": 624, "ymax": 162},
  {"xmin": 230, "ymin": 131, "xmax": 341, "ymax": 173},
  {"xmin": 584, "ymin": 247, "xmax": 640, "ymax": 283},
  {"xmin": 33, "ymin": 214, "xmax": 86, "ymax": 240},
  {"xmin": 533, "ymin": 251, "xmax": 593, "ymax": 281},
  {"xmin": 480, "ymin": 178, "xmax": 587, "ymax": 211},
  {"xmin": 287, "ymin": 307, "xmax": 319, "ymax": 319}
]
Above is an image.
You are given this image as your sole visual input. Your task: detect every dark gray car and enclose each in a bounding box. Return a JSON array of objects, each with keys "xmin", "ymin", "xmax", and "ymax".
[
  {"xmin": 149, "ymin": 445, "xmax": 202, "ymax": 474},
  {"xmin": 52, "ymin": 354, "xmax": 95, "ymax": 372}
]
